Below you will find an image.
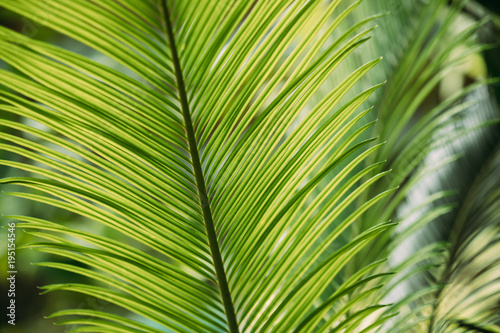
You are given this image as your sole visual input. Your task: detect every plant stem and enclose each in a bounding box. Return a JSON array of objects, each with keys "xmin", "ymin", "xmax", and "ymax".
[{"xmin": 161, "ymin": 2, "xmax": 240, "ymax": 332}]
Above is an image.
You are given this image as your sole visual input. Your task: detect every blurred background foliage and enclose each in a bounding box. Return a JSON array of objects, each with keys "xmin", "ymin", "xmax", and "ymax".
[{"xmin": 1, "ymin": 0, "xmax": 500, "ymax": 332}]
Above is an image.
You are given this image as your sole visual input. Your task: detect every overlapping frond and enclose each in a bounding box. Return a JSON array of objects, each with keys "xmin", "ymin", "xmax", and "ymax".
[
  {"xmin": 429, "ymin": 142, "xmax": 500, "ymax": 333},
  {"xmin": 333, "ymin": 0, "xmax": 499, "ymax": 331}
]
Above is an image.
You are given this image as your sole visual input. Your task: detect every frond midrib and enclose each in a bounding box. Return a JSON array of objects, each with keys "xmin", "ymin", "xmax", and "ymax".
[{"xmin": 160, "ymin": 1, "xmax": 239, "ymax": 332}]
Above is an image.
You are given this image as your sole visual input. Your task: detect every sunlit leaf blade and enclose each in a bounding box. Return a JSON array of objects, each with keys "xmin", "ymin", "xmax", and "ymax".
[{"xmin": 0, "ymin": 0, "xmax": 394, "ymax": 332}]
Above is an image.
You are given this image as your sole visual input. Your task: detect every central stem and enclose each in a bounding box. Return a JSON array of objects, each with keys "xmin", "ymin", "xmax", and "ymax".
[{"xmin": 161, "ymin": 2, "xmax": 239, "ymax": 332}]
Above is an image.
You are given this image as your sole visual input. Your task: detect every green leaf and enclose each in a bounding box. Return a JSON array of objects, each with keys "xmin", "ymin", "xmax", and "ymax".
[{"xmin": 0, "ymin": 0, "xmax": 391, "ymax": 332}]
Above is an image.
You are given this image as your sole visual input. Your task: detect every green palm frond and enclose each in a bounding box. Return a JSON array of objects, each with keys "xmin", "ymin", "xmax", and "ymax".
[
  {"xmin": 329, "ymin": 0, "xmax": 500, "ymax": 331},
  {"xmin": 428, "ymin": 141, "xmax": 500, "ymax": 333},
  {"xmin": 2, "ymin": 0, "xmax": 499, "ymax": 332},
  {"xmin": 0, "ymin": 0, "xmax": 399, "ymax": 332}
]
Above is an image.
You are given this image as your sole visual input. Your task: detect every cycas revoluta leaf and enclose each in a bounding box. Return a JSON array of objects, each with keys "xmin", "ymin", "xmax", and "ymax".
[
  {"xmin": 429, "ymin": 142, "xmax": 500, "ymax": 333},
  {"xmin": 335, "ymin": 0, "xmax": 500, "ymax": 331},
  {"xmin": 0, "ymin": 0, "xmax": 395, "ymax": 332}
]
